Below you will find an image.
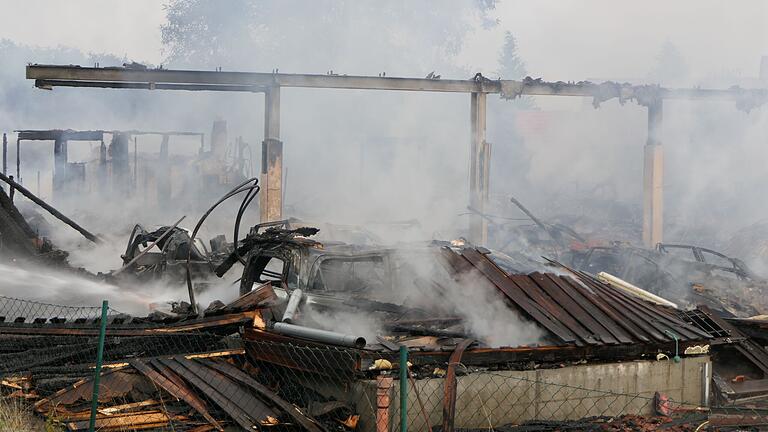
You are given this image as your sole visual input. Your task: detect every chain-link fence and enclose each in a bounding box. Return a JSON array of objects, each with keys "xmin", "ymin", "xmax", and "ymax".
[
  {"xmin": 244, "ymin": 340, "xmax": 768, "ymax": 432},
  {"xmin": 3, "ymin": 293, "xmax": 768, "ymax": 431}
]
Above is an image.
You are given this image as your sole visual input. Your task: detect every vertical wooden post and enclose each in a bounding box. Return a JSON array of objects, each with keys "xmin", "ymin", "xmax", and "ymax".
[
  {"xmin": 469, "ymin": 92, "xmax": 488, "ymax": 245},
  {"xmin": 157, "ymin": 134, "xmax": 171, "ymax": 203},
  {"xmin": 260, "ymin": 86, "xmax": 283, "ymax": 223},
  {"xmin": 643, "ymin": 100, "xmax": 664, "ymax": 248}
]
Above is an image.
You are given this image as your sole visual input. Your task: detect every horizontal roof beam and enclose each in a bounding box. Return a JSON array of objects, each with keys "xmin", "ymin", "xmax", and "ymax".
[
  {"xmin": 34, "ymin": 79, "xmax": 265, "ymax": 92},
  {"xmin": 28, "ymin": 65, "xmax": 482, "ymax": 93},
  {"xmin": 15, "ymin": 129, "xmax": 204, "ymax": 141},
  {"xmin": 26, "ymin": 65, "xmax": 768, "ymax": 107}
]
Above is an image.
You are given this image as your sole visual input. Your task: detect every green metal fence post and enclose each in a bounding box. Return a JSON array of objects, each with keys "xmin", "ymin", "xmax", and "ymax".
[
  {"xmin": 399, "ymin": 345, "xmax": 408, "ymax": 432},
  {"xmin": 88, "ymin": 300, "xmax": 109, "ymax": 432}
]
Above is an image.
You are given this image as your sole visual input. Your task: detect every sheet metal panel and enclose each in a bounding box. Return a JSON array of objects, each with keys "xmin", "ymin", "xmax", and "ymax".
[
  {"xmin": 158, "ymin": 357, "xmax": 272, "ymax": 430},
  {"xmin": 539, "ymin": 273, "xmax": 621, "ymax": 345},
  {"xmin": 456, "ymin": 247, "xmax": 711, "ymax": 347},
  {"xmin": 131, "ymin": 359, "xmax": 222, "ymax": 430},
  {"xmin": 458, "ymin": 248, "xmax": 582, "ymax": 345}
]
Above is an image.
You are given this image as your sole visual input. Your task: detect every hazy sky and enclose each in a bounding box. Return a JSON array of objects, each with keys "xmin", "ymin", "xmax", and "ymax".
[{"xmin": 0, "ymin": 1, "xmax": 765, "ymax": 81}]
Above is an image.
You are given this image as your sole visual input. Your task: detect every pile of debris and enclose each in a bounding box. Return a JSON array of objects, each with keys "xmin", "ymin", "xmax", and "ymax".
[{"xmin": 34, "ymin": 354, "xmax": 332, "ymax": 431}]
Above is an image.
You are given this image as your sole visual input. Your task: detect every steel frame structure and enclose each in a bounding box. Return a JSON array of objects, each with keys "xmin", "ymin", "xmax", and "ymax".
[{"xmin": 26, "ymin": 64, "xmax": 768, "ymax": 246}]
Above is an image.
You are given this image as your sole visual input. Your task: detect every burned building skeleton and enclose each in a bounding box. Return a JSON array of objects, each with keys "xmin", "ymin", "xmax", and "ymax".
[{"xmin": 0, "ymin": 57, "xmax": 765, "ymax": 431}]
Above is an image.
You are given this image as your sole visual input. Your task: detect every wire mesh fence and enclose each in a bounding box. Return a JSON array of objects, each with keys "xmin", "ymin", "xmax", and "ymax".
[
  {"xmin": 243, "ymin": 340, "xmax": 768, "ymax": 432},
  {"xmin": 0, "ymin": 294, "xmax": 108, "ymax": 323},
  {"xmin": 2, "ymin": 293, "xmax": 768, "ymax": 430}
]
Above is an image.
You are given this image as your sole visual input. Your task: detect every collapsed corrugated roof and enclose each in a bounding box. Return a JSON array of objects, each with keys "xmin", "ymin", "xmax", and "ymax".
[{"xmin": 440, "ymin": 247, "xmax": 711, "ymax": 347}]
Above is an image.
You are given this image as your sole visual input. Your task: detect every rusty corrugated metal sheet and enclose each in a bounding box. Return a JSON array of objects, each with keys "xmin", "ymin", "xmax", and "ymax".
[
  {"xmin": 444, "ymin": 247, "xmax": 711, "ymax": 346},
  {"xmin": 33, "ymin": 353, "xmax": 328, "ymax": 431}
]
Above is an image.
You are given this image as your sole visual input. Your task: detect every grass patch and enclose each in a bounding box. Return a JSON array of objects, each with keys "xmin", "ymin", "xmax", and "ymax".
[{"xmin": 0, "ymin": 397, "xmax": 50, "ymax": 432}]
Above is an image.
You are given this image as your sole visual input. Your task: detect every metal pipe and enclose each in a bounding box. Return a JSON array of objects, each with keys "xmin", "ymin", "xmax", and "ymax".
[
  {"xmin": 272, "ymin": 322, "xmax": 366, "ymax": 348},
  {"xmin": 597, "ymin": 271, "xmax": 678, "ymax": 308},
  {"xmin": 0, "ymin": 171, "xmax": 100, "ymax": 243},
  {"xmin": 281, "ymin": 289, "xmax": 303, "ymax": 323},
  {"xmin": 702, "ymin": 362, "xmax": 711, "ymax": 407}
]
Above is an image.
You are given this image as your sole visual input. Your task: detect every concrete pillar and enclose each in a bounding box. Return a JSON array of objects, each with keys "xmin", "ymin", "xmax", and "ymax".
[
  {"xmin": 469, "ymin": 92, "xmax": 489, "ymax": 245},
  {"xmin": 110, "ymin": 132, "xmax": 130, "ymax": 197},
  {"xmin": 260, "ymin": 86, "xmax": 283, "ymax": 222},
  {"xmin": 16, "ymin": 137, "xmax": 21, "ymax": 184},
  {"xmin": 99, "ymin": 139, "xmax": 107, "ymax": 195},
  {"xmin": 210, "ymin": 120, "xmax": 228, "ymax": 158},
  {"xmin": 157, "ymin": 134, "xmax": 171, "ymax": 203},
  {"xmin": 642, "ymin": 101, "xmax": 663, "ymax": 248},
  {"xmin": 53, "ymin": 137, "xmax": 68, "ymax": 193},
  {"xmin": 2, "ymin": 133, "xmax": 7, "ymax": 175}
]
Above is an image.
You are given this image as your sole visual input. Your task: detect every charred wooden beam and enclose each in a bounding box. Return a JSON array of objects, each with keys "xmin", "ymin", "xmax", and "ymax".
[{"xmin": 0, "ymin": 171, "xmax": 100, "ymax": 243}]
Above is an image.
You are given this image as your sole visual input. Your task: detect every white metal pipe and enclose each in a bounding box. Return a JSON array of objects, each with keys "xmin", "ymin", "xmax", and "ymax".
[
  {"xmin": 281, "ymin": 289, "xmax": 303, "ymax": 323},
  {"xmin": 596, "ymin": 271, "xmax": 678, "ymax": 309},
  {"xmin": 702, "ymin": 362, "xmax": 711, "ymax": 407},
  {"xmin": 272, "ymin": 322, "xmax": 366, "ymax": 348}
]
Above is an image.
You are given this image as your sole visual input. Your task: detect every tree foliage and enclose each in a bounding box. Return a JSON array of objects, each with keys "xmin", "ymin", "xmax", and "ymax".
[
  {"xmin": 648, "ymin": 39, "xmax": 689, "ymax": 86},
  {"xmin": 497, "ymin": 31, "xmax": 527, "ymax": 80},
  {"xmin": 160, "ymin": 0, "xmax": 499, "ymax": 73}
]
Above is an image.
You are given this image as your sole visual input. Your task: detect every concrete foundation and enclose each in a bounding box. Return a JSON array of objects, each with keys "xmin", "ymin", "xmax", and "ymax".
[{"xmin": 350, "ymin": 356, "xmax": 709, "ymax": 432}]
